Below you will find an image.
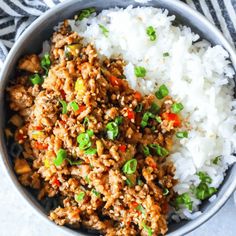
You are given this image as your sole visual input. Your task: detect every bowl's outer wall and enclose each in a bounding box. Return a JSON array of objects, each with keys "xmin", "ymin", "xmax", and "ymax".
[{"xmin": 1, "ymin": 0, "xmax": 236, "ymax": 236}]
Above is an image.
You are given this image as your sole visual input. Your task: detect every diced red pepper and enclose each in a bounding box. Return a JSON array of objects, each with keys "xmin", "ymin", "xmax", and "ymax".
[
  {"xmin": 149, "ymin": 160, "xmax": 157, "ymax": 169},
  {"xmin": 109, "ymin": 75, "xmax": 123, "ymax": 87},
  {"xmin": 118, "ymin": 144, "xmax": 127, "ymax": 153},
  {"xmin": 60, "ymin": 89, "xmax": 66, "ymax": 99},
  {"xmin": 127, "ymin": 110, "xmax": 135, "ymax": 121},
  {"xmin": 134, "ymin": 91, "xmax": 142, "ymax": 102},
  {"xmin": 130, "ymin": 201, "xmax": 139, "ymax": 208},
  {"xmin": 75, "ymin": 105, "xmax": 86, "ymax": 115},
  {"xmin": 52, "ymin": 176, "xmax": 61, "ymax": 187},
  {"xmin": 34, "ymin": 126, "xmax": 43, "ymax": 131},
  {"xmin": 34, "ymin": 141, "xmax": 48, "ymax": 150},
  {"xmin": 162, "ymin": 112, "xmax": 181, "ymax": 127}
]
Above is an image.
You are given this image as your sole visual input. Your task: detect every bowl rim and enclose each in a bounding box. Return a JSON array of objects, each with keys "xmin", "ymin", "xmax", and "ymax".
[{"xmin": 1, "ymin": 0, "xmax": 236, "ymax": 235}]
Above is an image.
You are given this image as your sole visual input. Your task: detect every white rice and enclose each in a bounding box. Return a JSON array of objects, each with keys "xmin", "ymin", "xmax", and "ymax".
[{"xmin": 69, "ymin": 6, "xmax": 236, "ymax": 218}]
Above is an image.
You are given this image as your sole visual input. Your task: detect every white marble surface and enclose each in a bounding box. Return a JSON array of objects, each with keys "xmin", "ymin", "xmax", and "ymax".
[{"xmin": 0, "ymin": 160, "xmax": 235, "ymax": 236}]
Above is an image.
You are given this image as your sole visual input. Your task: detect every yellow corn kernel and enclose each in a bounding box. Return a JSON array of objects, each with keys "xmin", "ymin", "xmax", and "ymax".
[
  {"xmin": 75, "ymin": 78, "xmax": 85, "ymax": 96},
  {"xmin": 44, "ymin": 159, "xmax": 51, "ymax": 168},
  {"xmin": 31, "ymin": 130, "xmax": 44, "ymax": 140}
]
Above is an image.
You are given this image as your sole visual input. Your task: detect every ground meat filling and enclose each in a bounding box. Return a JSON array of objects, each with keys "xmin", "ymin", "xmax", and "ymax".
[{"xmin": 7, "ymin": 22, "xmax": 179, "ymax": 235}]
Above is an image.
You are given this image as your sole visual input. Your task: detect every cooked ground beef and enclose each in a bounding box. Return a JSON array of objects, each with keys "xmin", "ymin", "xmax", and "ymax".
[{"xmin": 7, "ymin": 21, "xmax": 180, "ymax": 236}]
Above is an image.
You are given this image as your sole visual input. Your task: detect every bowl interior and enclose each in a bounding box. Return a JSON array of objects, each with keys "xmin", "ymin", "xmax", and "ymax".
[{"xmin": 1, "ymin": 0, "xmax": 236, "ymax": 235}]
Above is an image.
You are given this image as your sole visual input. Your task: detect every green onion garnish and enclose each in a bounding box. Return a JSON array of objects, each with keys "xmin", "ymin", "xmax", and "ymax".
[
  {"xmin": 76, "ymin": 8, "xmax": 96, "ymax": 21},
  {"xmin": 77, "ymin": 132, "xmax": 91, "ymax": 150},
  {"xmin": 40, "ymin": 53, "xmax": 51, "ymax": 74},
  {"xmin": 149, "ymin": 103, "xmax": 160, "ymax": 114},
  {"xmin": 195, "ymin": 183, "xmax": 217, "ymax": 200},
  {"xmin": 53, "ymin": 149, "xmax": 67, "ymax": 166},
  {"xmin": 83, "ymin": 117, "xmax": 89, "ymax": 126},
  {"xmin": 69, "ymin": 101, "xmax": 79, "ymax": 111},
  {"xmin": 155, "ymin": 116, "xmax": 162, "ymax": 123},
  {"xmin": 106, "ymin": 121, "xmax": 119, "ymax": 140},
  {"xmin": 75, "ymin": 192, "xmax": 85, "ymax": 201},
  {"xmin": 135, "ymin": 103, "xmax": 143, "ymax": 112},
  {"xmin": 213, "ymin": 156, "xmax": 221, "ymax": 165},
  {"xmin": 149, "ymin": 144, "xmax": 169, "ymax": 157},
  {"xmin": 171, "ymin": 102, "xmax": 184, "ymax": 113},
  {"xmin": 141, "ymin": 112, "xmax": 155, "ymax": 128},
  {"xmin": 163, "ymin": 188, "xmax": 169, "ymax": 196},
  {"xmin": 29, "ymin": 74, "xmax": 43, "ymax": 85},
  {"xmin": 59, "ymin": 100, "xmax": 67, "ymax": 114},
  {"xmin": 175, "ymin": 193, "xmax": 193, "ymax": 211},
  {"xmin": 155, "ymin": 84, "xmax": 169, "ymax": 99},
  {"xmin": 176, "ymin": 131, "xmax": 188, "ymax": 138},
  {"xmin": 91, "ymin": 188, "xmax": 100, "ymax": 197},
  {"xmin": 163, "ymin": 52, "xmax": 170, "ymax": 57},
  {"xmin": 85, "ymin": 175, "xmax": 90, "ymax": 184},
  {"xmin": 125, "ymin": 177, "xmax": 133, "ymax": 187},
  {"xmin": 137, "ymin": 178, "xmax": 143, "ymax": 186},
  {"xmin": 146, "ymin": 26, "xmax": 157, "ymax": 41},
  {"xmin": 134, "ymin": 66, "xmax": 146, "ymax": 78},
  {"xmin": 84, "ymin": 148, "xmax": 97, "ymax": 155},
  {"xmin": 142, "ymin": 222, "xmax": 153, "ymax": 236},
  {"xmin": 66, "ymin": 158, "xmax": 83, "ymax": 165},
  {"xmin": 99, "ymin": 24, "xmax": 109, "ymax": 37},
  {"xmin": 115, "ymin": 116, "xmax": 123, "ymax": 125},
  {"xmin": 197, "ymin": 172, "xmax": 212, "ymax": 184},
  {"xmin": 143, "ymin": 146, "xmax": 150, "ymax": 156},
  {"xmin": 136, "ymin": 204, "xmax": 146, "ymax": 215},
  {"xmin": 122, "ymin": 159, "xmax": 137, "ymax": 174}
]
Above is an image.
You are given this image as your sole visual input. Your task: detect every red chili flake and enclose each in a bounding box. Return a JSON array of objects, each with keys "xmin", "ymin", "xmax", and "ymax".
[
  {"xmin": 59, "ymin": 120, "xmax": 66, "ymax": 125},
  {"xmin": 34, "ymin": 141, "xmax": 48, "ymax": 150},
  {"xmin": 134, "ymin": 91, "xmax": 142, "ymax": 102},
  {"xmin": 34, "ymin": 126, "xmax": 43, "ymax": 131},
  {"xmin": 127, "ymin": 110, "xmax": 135, "ymax": 120},
  {"xmin": 130, "ymin": 201, "xmax": 139, "ymax": 208},
  {"xmin": 52, "ymin": 176, "xmax": 61, "ymax": 187},
  {"xmin": 60, "ymin": 89, "xmax": 66, "ymax": 100},
  {"xmin": 118, "ymin": 144, "xmax": 127, "ymax": 153},
  {"xmin": 109, "ymin": 75, "xmax": 123, "ymax": 87},
  {"xmin": 75, "ymin": 105, "xmax": 86, "ymax": 115},
  {"xmin": 162, "ymin": 112, "xmax": 181, "ymax": 127}
]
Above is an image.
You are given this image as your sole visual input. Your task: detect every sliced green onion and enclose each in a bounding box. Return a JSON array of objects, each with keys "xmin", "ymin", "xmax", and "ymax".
[
  {"xmin": 75, "ymin": 192, "xmax": 85, "ymax": 201},
  {"xmin": 59, "ymin": 100, "xmax": 67, "ymax": 114},
  {"xmin": 197, "ymin": 172, "xmax": 212, "ymax": 184},
  {"xmin": 106, "ymin": 122, "xmax": 119, "ymax": 140},
  {"xmin": 163, "ymin": 188, "xmax": 169, "ymax": 196},
  {"xmin": 69, "ymin": 101, "xmax": 79, "ymax": 111},
  {"xmin": 86, "ymin": 129, "xmax": 94, "ymax": 137},
  {"xmin": 54, "ymin": 149, "xmax": 67, "ymax": 166},
  {"xmin": 135, "ymin": 103, "xmax": 143, "ymax": 112},
  {"xmin": 99, "ymin": 24, "xmax": 109, "ymax": 37},
  {"xmin": 76, "ymin": 8, "xmax": 96, "ymax": 21},
  {"xmin": 66, "ymin": 158, "xmax": 83, "ymax": 165},
  {"xmin": 175, "ymin": 193, "xmax": 193, "ymax": 211},
  {"xmin": 137, "ymin": 178, "xmax": 143, "ymax": 186},
  {"xmin": 91, "ymin": 188, "xmax": 100, "ymax": 197},
  {"xmin": 146, "ymin": 26, "xmax": 157, "ymax": 41},
  {"xmin": 143, "ymin": 146, "xmax": 150, "ymax": 156},
  {"xmin": 83, "ymin": 117, "xmax": 89, "ymax": 126},
  {"xmin": 171, "ymin": 102, "xmax": 184, "ymax": 114},
  {"xmin": 176, "ymin": 131, "xmax": 188, "ymax": 139},
  {"xmin": 155, "ymin": 84, "xmax": 169, "ymax": 99},
  {"xmin": 163, "ymin": 52, "xmax": 170, "ymax": 57},
  {"xmin": 134, "ymin": 66, "xmax": 146, "ymax": 78},
  {"xmin": 122, "ymin": 159, "xmax": 137, "ymax": 174},
  {"xmin": 40, "ymin": 53, "xmax": 51, "ymax": 74},
  {"xmin": 141, "ymin": 112, "xmax": 155, "ymax": 128},
  {"xmin": 84, "ymin": 148, "xmax": 97, "ymax": 155},
  {"xmin": 136, "ymin": 204, "xmax": 146, "ymax": 215},
  {"xmin": 155, "ymin": 116, "xmax": 162, "ymax": 123},
  {"xmin": 126, "ymin": 177, "xmax": 133, "ymax": 187},
  {"xmin": 142, "ymin": 222, "xmax": 153, "ymax": 236},
  {"xmin": 77, "ymin": 132, "xmax": 91, "ymax": 150},
  {"xmin": 149, "ymin": 144, "xmax": 169, "ymax": 157},
  {"xmin": 85, "ymin": 175, "xmax": 90, "ymax": 184},
  {"xmin": 213, "ymin": 156, "xmax": 221, "ymax": 165},
  {"xmin": 115, "ymin": 116, "xmax": 123, "ymax": 125},
  {"xmin": 29, "ymin": 74, "xmax": 43, "ymax": 85},
  {"xmin": 195, "ymin": 183, "xmax": 217, "ymax": 200},
  {"xmin": 149, "ymin": 103, "xmax": 160, "ymax": 114}
]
